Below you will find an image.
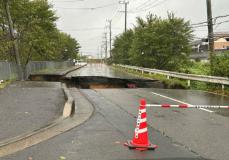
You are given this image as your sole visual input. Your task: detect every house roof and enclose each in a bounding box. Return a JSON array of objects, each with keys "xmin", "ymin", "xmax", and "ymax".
[{"xmin": 214, "ymin": 32, "xmax": 229, "ymax": 39}]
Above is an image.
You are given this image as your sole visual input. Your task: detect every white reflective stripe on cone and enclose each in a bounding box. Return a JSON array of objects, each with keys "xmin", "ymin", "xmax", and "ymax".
[
  {"xmin": 140, "ymin": 118, "xmax": 147, "ymax": 123},
  {"xmin": 137, "ymin": 128, "xmax": 147, "ymax": 134},
  {"xmin": 140, "ymin": 108, "xmax": 146, "ymax": 113}
]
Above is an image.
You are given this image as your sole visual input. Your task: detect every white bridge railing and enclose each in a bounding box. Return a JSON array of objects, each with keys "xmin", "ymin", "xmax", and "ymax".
[{"xmin": 115, "ymin": 64, "xmax": 229, "ymax": 90}]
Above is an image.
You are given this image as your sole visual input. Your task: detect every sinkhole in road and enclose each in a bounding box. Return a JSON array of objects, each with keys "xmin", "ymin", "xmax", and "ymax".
[
  {"xmin": 29, "ymin": 74, "xmax": 163, "ymax": 89},
  {"xmin": 67, "ymin": 76, "xmax": 162, "ymax": 89}
]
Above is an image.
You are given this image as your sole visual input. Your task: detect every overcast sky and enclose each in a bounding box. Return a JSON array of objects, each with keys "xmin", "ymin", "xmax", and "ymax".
[{"xmin": 48, "ymin": 0, "xmax": 229, "ymax": 58}]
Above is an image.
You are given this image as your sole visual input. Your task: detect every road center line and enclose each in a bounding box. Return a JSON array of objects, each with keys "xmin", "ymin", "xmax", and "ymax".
[{"xmin": 151, "ymin": 91, "xmax": 214, "ymax": 113}]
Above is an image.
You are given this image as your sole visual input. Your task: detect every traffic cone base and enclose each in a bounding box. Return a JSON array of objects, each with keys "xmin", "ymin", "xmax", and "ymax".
[
  {"xmin": 124, "ymin": 140, "xmax": 158, "ymax": 150},
  {"xmin": 124, "ymin": 99, "xmax": 158, "ymax": 151}
]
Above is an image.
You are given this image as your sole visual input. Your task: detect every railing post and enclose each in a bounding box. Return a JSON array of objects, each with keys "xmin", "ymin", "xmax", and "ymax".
[
  {"xmin": 222, "ymin": 84, "xmax": 225, "ymax": 91},
  {"xmin": 167, "ymin": 75, "xmax": 170, "ymax": 79},
  {"xmin": 187, "ymin": 80, "xmax": 191, "ymax": 87}
]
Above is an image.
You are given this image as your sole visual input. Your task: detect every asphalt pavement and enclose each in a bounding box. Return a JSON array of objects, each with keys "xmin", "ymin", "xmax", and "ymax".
[
  {"xmin": 65, "ymin": 63, "xmax": 144, "ymax": 79},
  {"xmin": 3, "ymin": 88, "xmax": 222, "ymax": 160},
  {"xmin": 0, "ymin": 81, "xmax": 65, "ymax": 141},
  {"xmin": 95, "ymin": 88, "xmax": 229, "ymax": 160},
  {"xmin": 1, "ymin": 64, "xmax": 228, "ymax": 160}
]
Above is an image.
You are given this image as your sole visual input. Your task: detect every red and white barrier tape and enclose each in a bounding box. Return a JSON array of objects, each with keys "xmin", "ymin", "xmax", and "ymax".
[{"xmin": 146, "ymin": 104, "xmax": 229, "ymax": 109}]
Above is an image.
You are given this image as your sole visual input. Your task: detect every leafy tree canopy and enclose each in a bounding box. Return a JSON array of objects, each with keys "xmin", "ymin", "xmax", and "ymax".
[
  {"xmin": 0, "ymin": 0, "xmax": 80, "ymax": 66},
  {"xmin": 112, "ymin": 13, "xmax": 193, "ymax": 71}
]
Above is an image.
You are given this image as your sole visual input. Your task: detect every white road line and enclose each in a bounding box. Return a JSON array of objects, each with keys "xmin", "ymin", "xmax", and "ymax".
[{"xmin": 151, "ymin": 91, "xmax": 214, "ymax": 113}]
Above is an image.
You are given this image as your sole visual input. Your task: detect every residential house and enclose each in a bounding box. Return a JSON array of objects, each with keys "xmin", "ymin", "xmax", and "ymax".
[{"xmin": 192, "ymin": 32, "xmax": 229, "ymax": 52}]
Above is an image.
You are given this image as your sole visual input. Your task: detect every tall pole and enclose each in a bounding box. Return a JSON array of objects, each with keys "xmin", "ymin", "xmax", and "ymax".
[
  {"xmin": 206, "ymin": 0, "xmax": 214, "ymax": 74},
  {"xmin": 124, "ymin": 2, "xmax": 128, "ymax": 32},
  {"xmin": 104, "ymin": 32, "xmax": 108, "ymax": 60},
  {"xmin": 3, "ymin": 0, "xmax": 23, "ymax": 80},
  {"xmin": 108, "ymin": 20, "xmax": 112, "ymax": 58},
  {"xmin": 119, "ymin": 1, "xmax": 129, "ymax": 32},
  {"xmin": 100, "ymin": 44, "xmax": 104, "ymax": 63}
]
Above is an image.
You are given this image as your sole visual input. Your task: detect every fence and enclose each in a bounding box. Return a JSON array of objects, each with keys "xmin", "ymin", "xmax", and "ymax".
[
  {"xmin": 116, "ymin": 64, "xmax": 229, "ymax": 90},
  {"xmin": 24, "ymin": 61, "xmax": 74, "ymax": 79},
  {"xmin": 0, "ymin": 61, "xmax": 19, "ymax": 81},
  {"xmin": 0, "ymin": 60, "xmax": 74, "ymax": 81}
]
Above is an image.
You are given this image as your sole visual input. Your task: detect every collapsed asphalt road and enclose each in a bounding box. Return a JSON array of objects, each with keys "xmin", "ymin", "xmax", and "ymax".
[
  {"xmin": 1, "ymin": 64, "xmax": 228, "ymax": 160},
  {"xmin": 3, "ymin": 87, "xmax": 229, "ymax": 160}
]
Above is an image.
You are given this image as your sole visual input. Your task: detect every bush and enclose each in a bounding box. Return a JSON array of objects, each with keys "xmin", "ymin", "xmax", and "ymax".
[{"xmin": 212, "ymin": 52, "xmax": 229, "ymax": 77}]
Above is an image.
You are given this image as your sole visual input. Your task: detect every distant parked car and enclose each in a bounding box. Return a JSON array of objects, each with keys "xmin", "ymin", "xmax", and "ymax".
[{"xmin": 75, "ymin": 60, "xmax": 87, "ymax": 66}]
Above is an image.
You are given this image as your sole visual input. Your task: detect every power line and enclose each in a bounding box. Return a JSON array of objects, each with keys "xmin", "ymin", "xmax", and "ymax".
[
  {"xmin": 51, "ymin": 0, "xmax": 84, "ymax": 2},
  {"xmin": 130, "ymin": 0, "xmax": 168, "ymax": 13},
  {"xmin": 132, "ymin": 0, "xmax": 161, "ymax": 11},
  {"xmin": 191, "ymin": 14, "xmax": 229, "ymax": 26},
  {"xmin": 191, "ymin": 18, "xmax": 229, "ymax": 29},
  {"xmin": 215, "ymin": 19, "xmax": 229, "ymax": 25},
  {"xmin": 54, "ymin": 3, "xmax": 118, "ymax": 10},
  {"xmin": 59, "ymin": 27, "xmax": 122, "ymax": 31},
  {"xmin": 133, "ymin": 0, "xmax": 156, "ymax": 10},
  {"xmin": 111, "ymin": 4, "xmax": 122, "ymax": 21}
]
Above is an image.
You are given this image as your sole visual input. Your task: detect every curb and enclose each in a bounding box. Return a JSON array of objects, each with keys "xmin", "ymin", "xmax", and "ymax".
[
  {"xmin": 0, "ymin": 87, "xmax": 94, "ymax": 157},
  {"xmin": 0, "ymin": 83, "xmax": 72, "ymax": 154},
  {"xmin": 62, "ymin": 83, "xmax": 75, "ymax": 117}
]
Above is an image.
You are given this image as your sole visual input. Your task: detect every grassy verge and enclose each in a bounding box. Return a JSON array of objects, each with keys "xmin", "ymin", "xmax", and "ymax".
[
  {"xmin": 185, "ymin": 62, "xmax": 210, "ymax": 75},
  {"xmin": 114, "ymin": 65, "xmax": 229, "ymax": 96},
  {"xmin": 113, "ymin": 66, "xmax": 188, "ymax": 89}
]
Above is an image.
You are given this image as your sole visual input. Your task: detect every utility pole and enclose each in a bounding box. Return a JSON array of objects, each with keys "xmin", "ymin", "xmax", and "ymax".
[
  {"xmin": 103, "ymin": 32, "xmax": 108, "ymax": 60},
  {"xmin": 3, "ymin": 0, "xmax": 23, "ymax": 80},
  {"xmin": 100, "ymin": 44, "xmax": 104, "ymax": 63},
  {"xmin": 108, "ymin": 20, "xmax": 112, "ymax": 59},
  {"xmin": 119, "ymin": 1, "xmax": 129, "ymax": 32},
  {"xmin": 206, "ymin": 0, "xmax": 214, "ymax": 74}
]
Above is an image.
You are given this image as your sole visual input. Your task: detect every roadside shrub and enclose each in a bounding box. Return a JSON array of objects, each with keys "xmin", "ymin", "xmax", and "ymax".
[{"xmin": 212, "ymin": 52, "xmax": 229, "ymax": 77}]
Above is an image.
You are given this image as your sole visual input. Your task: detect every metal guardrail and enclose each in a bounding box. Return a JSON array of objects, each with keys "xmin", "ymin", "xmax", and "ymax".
[{"xmin": 116, "ymin": 64, "xmax": 229, "ymax": 88}]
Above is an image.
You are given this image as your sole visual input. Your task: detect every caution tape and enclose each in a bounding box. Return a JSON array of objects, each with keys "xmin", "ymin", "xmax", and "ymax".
[{"xmin": 146, "ymin": 104, "xmax": 229, "ymax": 109}]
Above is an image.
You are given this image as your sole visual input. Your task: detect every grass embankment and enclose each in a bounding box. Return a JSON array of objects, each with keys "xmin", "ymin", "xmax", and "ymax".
[
  {"xmin": 114, "ymin": 65, "xmax": 229, "ymax": 96},
  {"xmin": 186, "ymin": 62, "xmax": 229, "ymax": 96},
  {"xmin": 0, "ymin": 80, "xmax": 11, "ymax": 89}
]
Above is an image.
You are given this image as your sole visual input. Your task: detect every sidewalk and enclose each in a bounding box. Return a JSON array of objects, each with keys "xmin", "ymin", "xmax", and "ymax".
[{"xmin": 0, "ymin": 81, "xmax": 65, "ymax": 141}]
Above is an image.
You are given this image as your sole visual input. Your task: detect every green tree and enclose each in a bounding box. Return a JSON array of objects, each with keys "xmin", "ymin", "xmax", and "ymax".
[
  {"xmin": 0, "ymin": 0, "xmax": 80, "ymax": 66},
  {"xmin": 112, "ymin": 29, "xmax": 134, "ymax": 64},
  {"xmin": 130, "ymin": 13, "xmax": 193, "ymax": 70},
  {"xmin": 54, "ymin": 32, "xmax": 81, "ymax": 60},
  {"xmin": 112, "ymin": 13, "xmax": 193, "ymax": 71}
]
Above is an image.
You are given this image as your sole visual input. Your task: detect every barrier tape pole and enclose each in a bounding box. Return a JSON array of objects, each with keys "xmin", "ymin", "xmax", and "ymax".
[{"xmin": 146, "ymin": 104, "xmax": 229, "ymax": 109}]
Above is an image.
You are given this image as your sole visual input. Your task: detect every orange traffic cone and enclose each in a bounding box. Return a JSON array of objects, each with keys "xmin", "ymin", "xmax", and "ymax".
[{"xmin": 124, "ymin": 99, "xmax": 158, "ymax": 151}]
